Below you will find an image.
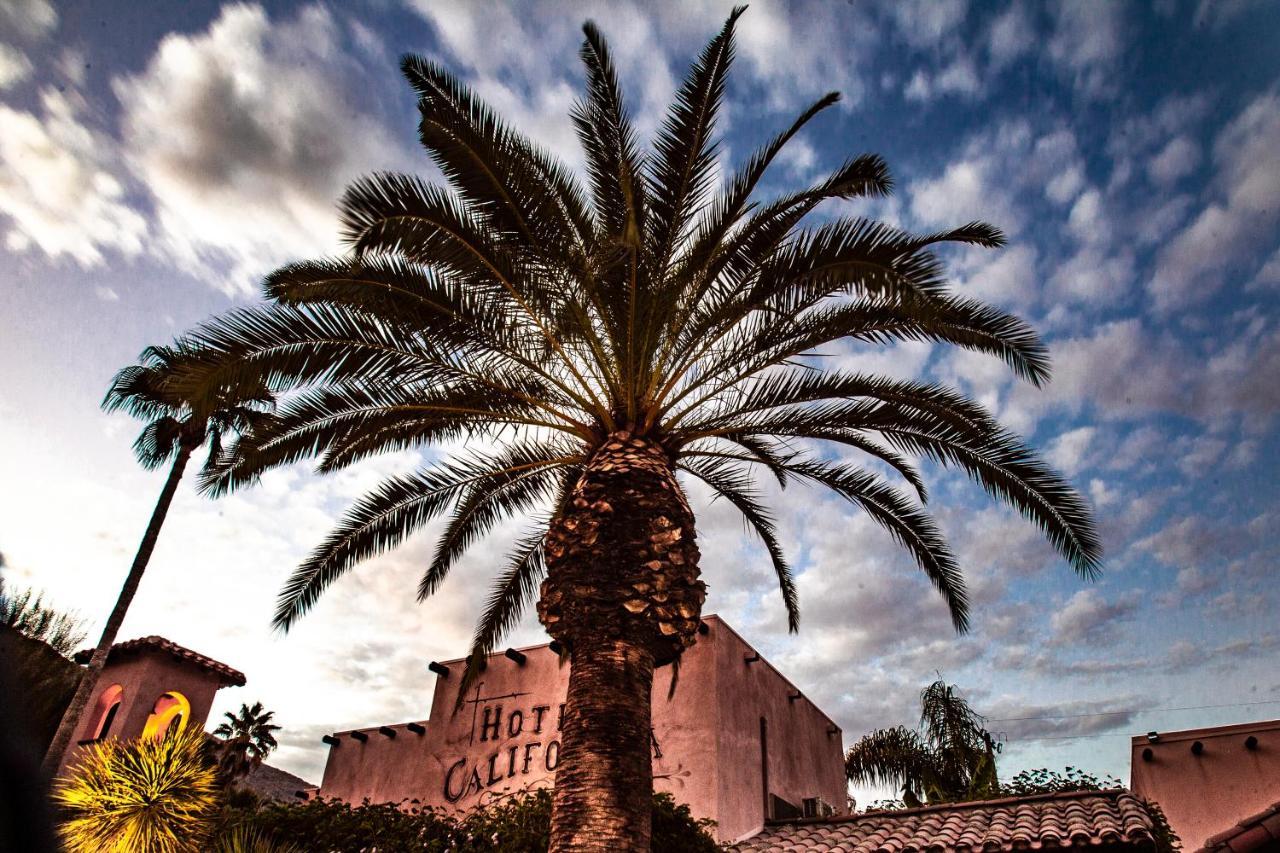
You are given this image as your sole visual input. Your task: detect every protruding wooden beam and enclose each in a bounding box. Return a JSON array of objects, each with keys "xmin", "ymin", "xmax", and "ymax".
[
  {"xmin": 1142, "ymin": 747, "xmax": 1154, "ymax": 762},
  {"xmin": 1191, "ymin": 740, "xmax": 1204, "ymax": 756},
  {"xmin": 549, "ymin": 640, "xmax": 564, "ymax": 655},
  {"xmin": 349, "ymin": 730, "xmax": 368, "ymax": 742},
  {"xmin": 407, "ymin": 722, "xmax": 425, "ymax": 736},
  {"xmin": 1246, "ymin": 735, "xmax": 1259, "ymax": 750},
  {"xmin": 505, "ymin": 648, "xmax": 528, "ymax": 666},
  {"xmin": 378, "ymin": 726, "xmax": 397, "ymax": 739},
  {"xmin": 697, "ymin": 621, "xmax": 710, "ymax": 635},
  {"xmin": 788, "ymin": 691, "xmax": 802, "ymax": 703},
  {"xmin": 322, "ymin": 735, "xmax": 340, "ymax": 746},
  {"xmin": 827, "ymin": 726, "xmax": 839, "ymax": 737},
  {"xmin": 744, "ymin": 652, "xmax": 760, "ymax": 664},
  {"xmin": 428, "ymin": 661, "xmax": 450, "ymax": 677}
]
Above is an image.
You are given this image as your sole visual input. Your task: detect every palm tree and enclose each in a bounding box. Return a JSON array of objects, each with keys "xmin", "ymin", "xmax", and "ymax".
[
  {"xmin": 212, "ymin": 702, "xmax": 281, "ymax": 782},
  {"xmin": 41, "ymin": 345, "xmax": 271, "ymax": 776},
  {"xmin": 173, "ymin": 9, "xmax": 1099, "ymax": 849},
  {"xmin": 846, "ymin": 680, "xmax": 1000, "ymax": 808}
]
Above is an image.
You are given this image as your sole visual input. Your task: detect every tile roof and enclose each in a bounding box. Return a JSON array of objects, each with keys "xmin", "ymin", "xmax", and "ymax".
[
  {"xmin": 734, "ymin": 790, "xmax": 1158, "ymax": 852},
  {"xmin": 1197, "ymin": 800, "xmax": 1280, "ymax": 852},
  {"xmin": 74, "ymin": 636, "xmax": 246, "ymax": 686}
]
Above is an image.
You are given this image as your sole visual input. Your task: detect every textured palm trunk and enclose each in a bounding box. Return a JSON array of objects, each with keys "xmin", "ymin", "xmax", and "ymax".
[
  {"xmin": 40, "ymin": 441, "xmax": 195, "ymax": 777},
  {"xmin": 538, "ymin": 431, "xmax": 704, "ymax": 852}
]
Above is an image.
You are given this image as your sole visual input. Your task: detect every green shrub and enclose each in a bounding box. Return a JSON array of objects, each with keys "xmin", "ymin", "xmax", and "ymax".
[{"xmin": 219, "ymin": 788, "xmax": 718, "ymax": 852}]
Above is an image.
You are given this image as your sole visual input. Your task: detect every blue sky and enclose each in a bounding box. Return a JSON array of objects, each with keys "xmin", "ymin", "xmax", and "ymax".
[{"xmin": 1, "ymin": 0, "xmax": 1278, "ymax": 799}]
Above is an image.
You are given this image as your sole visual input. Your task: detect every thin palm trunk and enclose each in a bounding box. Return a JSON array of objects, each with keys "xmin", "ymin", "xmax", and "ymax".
[
  {"xmin": 41, "ymin": 442, "xmax": 195, "ymax": 776},
  {"xmin": 539, "ymin": 432, "xmax": 704, "ymax": 852}
]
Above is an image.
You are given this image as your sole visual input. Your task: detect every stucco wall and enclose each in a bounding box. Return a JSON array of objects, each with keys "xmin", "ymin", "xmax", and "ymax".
[
  {"xmin": 317, "ymin": 615, "xmax": 846, "ymax": 842},
  {"xmin": 61, "ymin": 650, "xmax": 224, "ymax": 773},
  {"xmin": 1130, "ymin": 718, "xmax": 1280, "ymax": 850}
]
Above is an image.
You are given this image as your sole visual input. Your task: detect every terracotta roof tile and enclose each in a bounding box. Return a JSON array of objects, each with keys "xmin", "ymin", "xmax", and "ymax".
[
  {"xmin": 1198, "ymin": 800, "xmax": 1280, "ymax": 852},
  {"xmin": 735, "ymin": 790, "xmax": 1158, "ymax": 852},
  {"xmin": 74, "ymin": 635, "xmax": 246, "ymax": 686}
]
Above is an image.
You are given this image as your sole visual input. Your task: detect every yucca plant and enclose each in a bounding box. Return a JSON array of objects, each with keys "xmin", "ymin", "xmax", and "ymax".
[
  {"xmin": 170, "ymin": 8, "xmax": 1098, "ymax": 849},
  {"xmin": 42, "ymin": 345, "xmax": 272, "ymax": 775},
  {"xmin": 846, "ymin": 680, "xmax": 1000, "ymax": 807},
  {"xmin": 54, "ymin": 725, "xmax": 220, "ymax": 853}
]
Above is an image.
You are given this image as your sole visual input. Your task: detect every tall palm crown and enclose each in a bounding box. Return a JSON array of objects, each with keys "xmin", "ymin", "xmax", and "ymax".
[
  {"xmin": 103, "ymin": 344, "xmax": 273, "ymax": 471},
  {"xmin": 174, "ymin": 10, "xmax": 1098, "ymax": 847},
  {"xmin": 846, "ymin": 680, "xmax": 1000, "ymax": 808},
  {"xmin": 185, "ymin": 9, "xmax": 1097, "ymax": 650}
]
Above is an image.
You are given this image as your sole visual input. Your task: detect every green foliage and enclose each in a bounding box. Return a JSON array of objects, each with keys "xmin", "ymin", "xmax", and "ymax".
[
  {"xmin": 0, "ymin": 624, "xmax": 80, "ymax": 752},
  {"xmin": 54, "ymin": 726, "xmax": 221, "ymax": 853},
  {"xmin": 0, "ymin": 577, "xmax": 87, "ymax": 656},
  {"xmin": 998, "ymin": 766, "xmax": 1120, "ymax": 795},
  {"xmin": 218, "ymin": 789, "xmax": 718, "ymax": 852}
]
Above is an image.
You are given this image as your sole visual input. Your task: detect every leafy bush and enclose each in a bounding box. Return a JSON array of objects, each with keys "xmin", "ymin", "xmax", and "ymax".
[{"xmin": 219, "ymin": 788, "xmax": 718, "ymax": 852}]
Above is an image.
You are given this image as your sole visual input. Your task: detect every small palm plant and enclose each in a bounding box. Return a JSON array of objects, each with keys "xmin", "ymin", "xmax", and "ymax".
[
  {"xmin": 212, "ymin": 702, "xmax": 281, "ymax": 782},
  {"xmin": 171, "ymin": 8, "xmax": 1099, "ymax": 848},
  {"xmin": 42, "ymin": 345, "xmax": 272, "ymax": 775},
  {"xmin": 55, "ymin": 725, "xmax": 220, "ymax": 853},
  {"xmin": 846, "ymin": 680, "xmax": 1000, "ymax": 807}
]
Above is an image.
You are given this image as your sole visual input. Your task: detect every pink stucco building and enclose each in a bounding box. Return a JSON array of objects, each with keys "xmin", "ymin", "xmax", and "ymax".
[
  {"xmin": 1130, "ymin": 718, "xmax": 1280, "ymax": 851},
  {"xmin": 60, "ymin": 635, "xmax": 245, "ymax": 773},
  {"xmin": 317, "ymin": 615, "xmax": 847, "ymax": 843}
]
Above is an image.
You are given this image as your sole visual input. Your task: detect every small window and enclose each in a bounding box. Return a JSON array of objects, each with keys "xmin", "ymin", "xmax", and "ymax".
[
  {"xmin": 141, "ymin": 691, "xmax": 191, "ymax": 740},
  {"xmin": 88, "ymin": 684, "xmax": 124, "ymax": 741}
]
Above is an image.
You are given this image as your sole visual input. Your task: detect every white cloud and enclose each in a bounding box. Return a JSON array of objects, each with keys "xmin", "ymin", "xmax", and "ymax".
[
  {"xmin": 1046, "ymin": 0, "xmax": 1124, "ymax": 97},
  {"xmin": 0, "ymin": 89, "xmax": 147, "ymax": 265},
  {"xmin": 1046, "ymin": 426, "xmax": 1097, "ymax": 476},
  {"xmin": 1050, "ymin": 588, "xmax": 1139, "ymax": 646},
  {"xmin": 94, "ymin": 285, "xmax": 120, "ymax": 302},
  {"xmin": 0, "ymin": 42, "xmax": 33, "ymax": 88},
  {"xmin": 986, "ymin": 2, "xmax": 1035, "ymax": 69},
  {"xmin": 0, "ymin": 0, "xmax": 57, "ymax": 41},
  {"xmin": 1151, "ymin": 90, "xmax": 1280, "ymax": 312},
  {"xmin": 1147, "ymin": 135, "xmax": 1201, "ymax": 185},
  {"xmin": 888, "ymin": 0, "xmax": 969, "ymax": 48},
  {"xmin": 112, "ymin": 4, "xmax": 413, "ymax": 295},
  {"xmin": 902, "ymin": 57, "xmax": 982, "ymax": 102}
]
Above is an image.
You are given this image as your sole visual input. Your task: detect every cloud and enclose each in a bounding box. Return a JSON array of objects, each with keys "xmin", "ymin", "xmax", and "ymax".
[
  {"xmin": 986, "ymin": 3, "xmax": 1036, "ymax": 69},
  {"xmin": 0, "ymin": 89, "xmax": 147, "ymax": 265},
  {"xmin": 0, "ymin": 43, "xmax": 33, "ymax": 89},
  {"xmin": 1151, "ymin": 90, "xmax": 1280, "ymax": 312},
  {"xmin": 112, "ymin": 4, "xmax": 413, "ymax": 295},
  {"xmin": 1046, "ymin": 0, "xmax": 1124, "ymax": 98},
  {"xmin": 1147, "ymin": 136, "xmax": 1201, "ymax": 185},
  {"xmin": 0, "ymin": 0, "xmax": 57, "ymax": 42},
  {"xmin": 985, "ymin": 695, "xmax": 1144, "ymax": 742},
  {"xmin": 1050, "ymin": 588, "xmax": 1139, "ymax": 646},
  {"xmin": 903, "ymin": 57, "xmax": 982, "ymax": 103}
]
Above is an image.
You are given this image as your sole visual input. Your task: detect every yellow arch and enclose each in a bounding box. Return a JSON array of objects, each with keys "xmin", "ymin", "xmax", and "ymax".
[{"xmin": 141, "ymin": 691, "xmax": 191, "ymax": 740}]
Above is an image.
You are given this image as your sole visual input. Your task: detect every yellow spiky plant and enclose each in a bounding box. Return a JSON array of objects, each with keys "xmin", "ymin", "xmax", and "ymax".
[{"xmin": 55, "ymin": 725, "xmax": 219, "ymax": 853}]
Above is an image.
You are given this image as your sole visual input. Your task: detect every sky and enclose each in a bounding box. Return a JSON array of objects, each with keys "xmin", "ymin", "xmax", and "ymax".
[{"xmin": 1, "ymin": 0, "xmax": 1278, "ymax": 803}]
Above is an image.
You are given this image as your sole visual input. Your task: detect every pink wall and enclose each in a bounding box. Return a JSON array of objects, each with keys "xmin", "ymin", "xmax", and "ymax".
[
  {"xmin": 60, "ymin": 649, "xmax": 225, "ymax": 773},
  {"xmin": 1130, "ymin": 718, "xmax": 1280, "ymax": 850},
  {"xmin": 318, "ymin": 615, "xmax": 847, "ymax": 842}
]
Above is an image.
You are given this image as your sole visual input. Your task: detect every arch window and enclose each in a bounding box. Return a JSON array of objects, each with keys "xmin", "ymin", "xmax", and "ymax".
[
  {"xmin": 87, "ymin": 684, "xmax": 124, "ymax": 741},
  {"xmin": 141, "ymin": 691, "xmax": 191, "ymax": 740}
]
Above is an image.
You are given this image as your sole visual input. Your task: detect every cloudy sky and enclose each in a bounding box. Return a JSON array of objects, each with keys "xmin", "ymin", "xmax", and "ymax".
[{"xmin": 2, "ymin": 0, "xmax": 1278, "ymax": 801}]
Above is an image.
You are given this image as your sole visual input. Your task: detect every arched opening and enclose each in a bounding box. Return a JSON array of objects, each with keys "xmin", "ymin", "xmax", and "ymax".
[
  {"xmin": 141, "ymin": 691, "xmax": 191, "ymax": 740},
  {"xmin": 87, "ymin": 684, "xmax": 124, "ymax": 741}
]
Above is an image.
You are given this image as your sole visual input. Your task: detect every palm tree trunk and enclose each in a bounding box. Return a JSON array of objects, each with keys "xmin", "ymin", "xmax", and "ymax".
[
  {"xmin": 40, "ymin": 441, "xmax": 196, "ymax": 776},
  {"xmin": 538, "ymin": 431, "xmax": 705, "ymax": 852}
]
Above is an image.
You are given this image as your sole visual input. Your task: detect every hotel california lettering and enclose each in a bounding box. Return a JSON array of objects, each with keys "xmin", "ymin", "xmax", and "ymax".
[
  {"xmin": 443, "ymin": 686, "xmax": 566, "ymax": 804},
  {"xmin": 317, "ymin": 617, "xmax": 846, "ymax": 843}
]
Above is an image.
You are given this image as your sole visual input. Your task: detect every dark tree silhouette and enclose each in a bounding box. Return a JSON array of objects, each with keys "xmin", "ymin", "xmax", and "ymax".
[
  {"xmin": 846, "ymin": 680, "xmax": 1000, "ymax": 807},
  {"xmin": 41, "ymin": 345, "xmax": 271, "ymax": 776},
  {"xmin": 212, "ymin": 701, "xmax": 281, "ymax": 782},
  {"xmin": 174, "ymin": 8, "xmax": 1099, "ymax": 849}
]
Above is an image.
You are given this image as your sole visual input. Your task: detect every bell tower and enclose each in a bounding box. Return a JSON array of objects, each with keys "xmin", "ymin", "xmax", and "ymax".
[{"xmin": 60, "ymin": 636, "xmax": 245, "ymax": 773}]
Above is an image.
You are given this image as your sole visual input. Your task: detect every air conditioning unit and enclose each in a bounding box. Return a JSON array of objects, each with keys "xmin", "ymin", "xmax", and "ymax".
[{"xmin": 803, "ymin": 797, "xmax": 835, "ymax": 818}]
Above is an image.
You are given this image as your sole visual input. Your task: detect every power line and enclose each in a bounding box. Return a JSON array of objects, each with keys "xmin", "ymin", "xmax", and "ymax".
[{"xmin": 989, "ymin": 697, "xmax": 1280, "ymax": 724}]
